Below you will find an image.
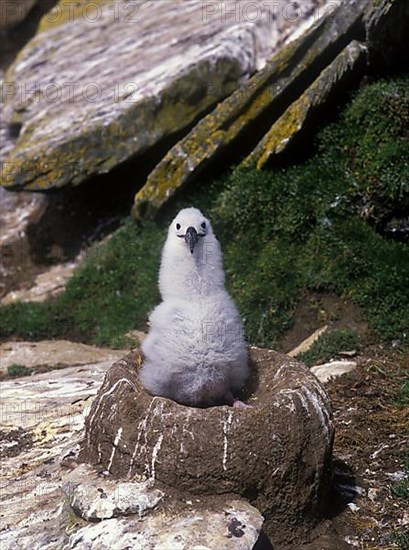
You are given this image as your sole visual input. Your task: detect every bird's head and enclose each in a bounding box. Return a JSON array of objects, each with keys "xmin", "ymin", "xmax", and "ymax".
[
  {"xmin": 160, "ymin": 207, "xmax": 224, "ymax": 297},
  {"xmin": 168, "ymin": 207, "xmax": 212, "ymax": 255}
]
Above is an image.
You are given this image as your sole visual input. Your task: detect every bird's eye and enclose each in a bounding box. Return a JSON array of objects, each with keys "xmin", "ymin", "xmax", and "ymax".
[
  {"xmin": 176, "ymin": 223, "xmax": 181, "ymax": 230},
  {"xmin": 201, "ymin": 222, "xmax": 206, "ymax": 230}
]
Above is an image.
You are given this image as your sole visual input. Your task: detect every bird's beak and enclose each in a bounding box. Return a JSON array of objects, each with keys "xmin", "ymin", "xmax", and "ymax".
[{"xmin": 185, "ymin": 227, "xmax": 198, "ymax": 254}]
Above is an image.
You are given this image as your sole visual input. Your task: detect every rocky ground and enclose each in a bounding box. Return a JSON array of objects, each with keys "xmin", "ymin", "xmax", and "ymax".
[
  {"xmin": 306, "ymin": 346, "xmax": 408, "ymax": 549},
  {"xmin": 1, "ymin": 333, "xmax": 407, "ymax": 549}
]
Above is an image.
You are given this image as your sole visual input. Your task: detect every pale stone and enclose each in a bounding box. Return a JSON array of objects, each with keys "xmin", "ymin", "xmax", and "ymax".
[
  {"xmin": 1, "ymin": 260, "xmax": 78, "ymax": 304},
  {"xmin": 0, "ymin": 184, "xmax": 48, "ymax": 298},
  {"xmin": 0, "ymin": 361, "xmax": 263, "ymax": 549},
  {"xmin": 64, "ymin": 479, "xmax": 164, "ymax": 520},
  {"xmin": 0, "ymin": 340, "xmax": 126, "ymax": 374},
  {"xmin": 66, "ymin": 499, "xmax": 263, "ymax": 550},
  {"xmin": 311, "ymin": 360, "xmax": 357, "ymax": 383},
  {"xmin": 0, "ymin": 364, "xmax": 110, "ymax": 546}
]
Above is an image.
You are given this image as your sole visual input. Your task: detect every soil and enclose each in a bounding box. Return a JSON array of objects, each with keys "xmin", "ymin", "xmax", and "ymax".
[
  {"xmin": 293, "ymin": 345, "xmax": 409, "ymax": 550},
  {"xmin": 277, "ymin": 291, "xmax": 369, "ymax": 355}
]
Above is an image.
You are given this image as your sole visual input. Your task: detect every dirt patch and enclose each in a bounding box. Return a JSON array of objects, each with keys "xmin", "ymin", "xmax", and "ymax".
[
  {"xmin": 277, "ymin": 292, "xmax": 369, "ymax": 354},
  {"xmin": 298, "ymin": 346, "xmax": 409, "ymax": 549}
]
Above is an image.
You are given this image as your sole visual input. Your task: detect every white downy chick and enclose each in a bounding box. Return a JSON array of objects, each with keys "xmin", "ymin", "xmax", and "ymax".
[{"xmin": 140, "ymin": 207, "xmax": 249, "ymax": 407}]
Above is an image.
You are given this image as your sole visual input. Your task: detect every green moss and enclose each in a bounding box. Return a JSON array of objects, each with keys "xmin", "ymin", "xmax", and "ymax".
[
  {"xmin": 395, "ymin": 380, "xmax": 409, "ymax": 408},
  {"xmin": 1, "ymin": 75, "xmax": 408, "ymax": 349},
  {"xmin": 389, "ymin": 532, "xmax": 409, "ymax": 550},
  {"xmin": 390, "ymin": 445, "xmax": 409, "ymax": 502},
  {"xmin": 297, "ymin": 329, "xmax": 360, "ymax": 367},
  {"xmin": 208, "ymin": 74, "xmax": 409, "ymax": 347},
  {"xmin": 7, "ymin": 364, "xmax": 31, "ymax": 378},
  {"xmin": 318, "ymin": 77, "xmax": 409, "ymax": 226}
]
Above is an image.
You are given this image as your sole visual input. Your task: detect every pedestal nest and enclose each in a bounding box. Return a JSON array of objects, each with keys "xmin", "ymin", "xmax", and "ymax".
[{"xmin": 80, "ymin": 347, "xmax": 334, "ymax": 544}]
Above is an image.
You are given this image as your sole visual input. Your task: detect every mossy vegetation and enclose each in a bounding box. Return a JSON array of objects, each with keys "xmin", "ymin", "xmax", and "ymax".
[
  {"xmin": 390, "ymin": 445, "xmax": 409, "ymax": 502},
  {"xmin": 7, "ymin": 364, "xmax": 31, "ymax": 378},
  {"xmin": 1, "ymin": 75, "xmax": 408, "ymax": 349},
  {"xmin": 395, "ymin": 379, "xmax": 409, "ymax": 409}
]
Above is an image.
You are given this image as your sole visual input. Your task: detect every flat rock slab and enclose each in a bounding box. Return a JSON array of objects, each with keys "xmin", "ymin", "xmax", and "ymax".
[
  {"xmin": 1, "ymin": 0, "xmax": 315, "ymax": 190},
  {"xmin": 66, "ymin": 497, "xmax": 263, "ymax": 550},
  {"xmin": 80, "ymin": 347, "xmax": 334, "ymax": 544},
  {"xmin": 247, "ymin": 40, "xmax": 367, "ymax": 168},
  {"xmin": 1, "ymin": 260, "xmax": 78, "ymax": 304},
  {"xmin": 0, "ymin": 363, "xmax": 110, "ymax": 545},
  {"xmin": 311, "ymin": 360, "xmax": 357, "ymax": 383},
  {"xmin": 0, "ymin": 340, "xmax": 126, "ymax": 374}
]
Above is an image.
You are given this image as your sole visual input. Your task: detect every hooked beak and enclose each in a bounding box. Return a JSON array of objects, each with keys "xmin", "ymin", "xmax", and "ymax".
[{"xmin": 185, "ymin": 226, "xmax": 198, "ymax": 254}]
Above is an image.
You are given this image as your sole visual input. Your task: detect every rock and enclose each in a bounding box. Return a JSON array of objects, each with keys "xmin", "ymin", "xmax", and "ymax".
[
  {"xmin": 338, "ymin": 350, "xmax": 357, "ymax": 358},
  {"xmin": 246, "ymin": 40, "xmax": 367, "ymax": 168},
  {"xmin": 311, "ymin": 360, "xmax": 357, "ymax": 383},
  {"xmin": 0, "ymin": 362, "xmax": 263, "ymax": 548},
  {"xmin": 0, "ymin": 0, "xmax": 317, "ymax": 191},
  {"xmin": 0, "ymin": 340, "xmax": 126, "ymax": 374},
  {"xmin": 64, "ymin": 478, "xmax": 163, "ymax": 521},
  {"xmin": 0, "ymin": 0, "xmax": 37, "ymax": 30},
  {"xmin": 66, "ymin": 496, "xmax": 263, "ymax": 550},
  {"xmin": 0, "ymin": 185, "xmax": 48, "ymax": 297},
  {"xmin": 288, "ymin": 325, "xmax": 328, "ymax": 357},
  {"xmin": 1, "ymin": 259, "xmax": 78, "ymax": 304},
  {"xmin": 0, "ymin": 363, "xmax": 110, "ymax": 546},
  {"xmin": 365, "ymin": 0, "xmax": 409, "ymax": 73},
  {"xmin": 80, "ymin": 347, "xmax": 334, "ymax": 544},
  {"xmin": 132, "ymin": 0, "xmax": 371, "ymax": 220}
]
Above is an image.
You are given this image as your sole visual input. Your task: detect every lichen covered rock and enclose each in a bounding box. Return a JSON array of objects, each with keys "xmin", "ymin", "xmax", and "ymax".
[
  {"xmin": 66, "ymin": 495, "xmax": 263, "ymax": 550},
  {"xmin": 247, "ymin": 40, "xmax": 367, "ymax": 168},
  {"xmin": 1, "ymin": 0, "xmax": 314, "ymax": 190},
  {"xmin": 80, "ymin": 348, "xmax": 334, "ymax": 543},
  {"xmin": 132, "ymin": 0, "xmax": 372, "ymax": 220}
]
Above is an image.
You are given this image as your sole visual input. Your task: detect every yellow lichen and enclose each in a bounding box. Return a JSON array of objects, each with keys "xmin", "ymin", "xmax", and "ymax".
[{"xmin": 38, "ymin": 0, "xmax": 111, "ymax": 33}]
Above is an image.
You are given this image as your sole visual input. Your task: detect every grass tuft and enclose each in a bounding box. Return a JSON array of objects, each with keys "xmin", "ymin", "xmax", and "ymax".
[{"xmin": 7, "ymin": 364, "xmax": 31, "ymax": 378}]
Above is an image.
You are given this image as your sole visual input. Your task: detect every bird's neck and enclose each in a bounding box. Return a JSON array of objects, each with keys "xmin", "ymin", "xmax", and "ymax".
[{"xmin": 159, "ymin": 240, "xmax": 225, "ymax": 300}]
